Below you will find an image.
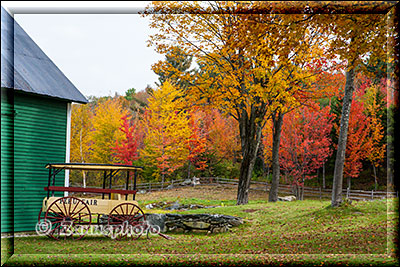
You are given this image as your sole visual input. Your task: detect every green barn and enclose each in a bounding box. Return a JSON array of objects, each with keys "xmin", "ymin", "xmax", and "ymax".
[{"xmin": 1, "ymin": 7, "xmax": 88, "ymax": 233}]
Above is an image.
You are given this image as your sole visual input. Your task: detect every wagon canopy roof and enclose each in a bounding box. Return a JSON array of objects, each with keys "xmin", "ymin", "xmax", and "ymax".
[
  {"xmin": 46, "ymin": 163, "xmax": 144, "ymax": 171},
  {"xmin": 1, "ymin": 7, "xmax": 88, "ymax": 104}
]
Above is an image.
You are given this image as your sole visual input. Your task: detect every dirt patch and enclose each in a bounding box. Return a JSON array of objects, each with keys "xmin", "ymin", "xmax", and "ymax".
[{"xmin": 136, "ymin": 184, "xmax": 268, "ymax": 202}]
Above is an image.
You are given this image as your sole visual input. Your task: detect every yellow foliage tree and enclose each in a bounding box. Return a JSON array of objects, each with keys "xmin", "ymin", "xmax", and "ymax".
[
  {"xmin": 141, "ymin": 81, "xmax": 191, "ymax": 183},
  {"xmin": 363, "ymin": 84, "xmax": 387, "ymax": 190},
  {"xmin": 145, "ymin": 1, "xmax": 329, "ymax": 204},
  {"xmin": 90, "ymin": 97, "xmax": 128, "ymax": 164},
  {"xmin": 70, "ymin": 103, "xmax": 93, "ymax": 187}
]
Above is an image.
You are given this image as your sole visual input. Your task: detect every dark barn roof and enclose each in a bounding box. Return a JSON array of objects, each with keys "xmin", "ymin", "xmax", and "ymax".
[{"xmin": 1, "ymin": 7, "xmax": 88, "ymax": 104}]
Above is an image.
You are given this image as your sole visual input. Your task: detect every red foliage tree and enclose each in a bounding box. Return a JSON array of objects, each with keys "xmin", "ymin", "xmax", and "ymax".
[
  {"xmin": 112, "ymin": 115, "xmax": 139, "ymax": 165},
  {"xmin": 187, "ymin": 110, "xmax": 207, "ymax": 171},
  {"xmin": 279, "ymin": 105, "xmax": 335, "ymax": 199},
  {"xmin": 341, "ymin": 94, "xmax": 372, "ymax": 188}
]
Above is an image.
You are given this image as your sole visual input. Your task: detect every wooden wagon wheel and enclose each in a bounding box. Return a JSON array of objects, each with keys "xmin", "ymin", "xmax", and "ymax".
[
  {"xmin": 107, "ymin": 203, "xmax": 146, "ymax": 240},
  {"xmin": 44, "ymin": 196, "xmax": 92, "ymax": 240},
  {"xmin": 37, "ymin": 209, "xmax": 52, "ymax": 237}
]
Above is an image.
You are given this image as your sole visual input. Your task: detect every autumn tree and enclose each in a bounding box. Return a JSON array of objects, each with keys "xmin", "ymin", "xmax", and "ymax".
[
  {"xmin": 340, "ymin": 97, "xmax": 372, "ymax": 190},
  {"xmin": 312, "ymin": 6, "xmax": 393, "ymax": 207},
  {"xmin": 360, "ymin": 80, "xmax": 387, "ymax": 190},
  {"xmin": 186, "ymin": 109, "xmax": 208, "ymax": 178},
  {"xmin": 90, "ymin": 97, "xmax": 128, "ymax": 164},
  {"xmin": 279, "ymin": 105, "xmax": 334, "ymax": 200},
  {"xmin": 207, "ymin": 109, "xmax": 241, "ymax": 163},
  {"xmin": 145, "ymin": 1, "xmax": 329, "ymax": 205},
  {"xmin": 70, "ymin": 103, "xmax": 93, "ymax": 188},
  {"xmin": 141, "ymin": 81, "xmax": 191, "ymax": 183},
  {"xmin": 112, "ymin": 114, "xmax": 139, "ymax": 165}
]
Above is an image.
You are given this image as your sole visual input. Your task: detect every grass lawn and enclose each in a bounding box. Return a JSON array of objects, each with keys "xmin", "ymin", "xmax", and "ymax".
[{"xmin": 1, "ymin": 185, "xmax": 398, "ymax": 266}]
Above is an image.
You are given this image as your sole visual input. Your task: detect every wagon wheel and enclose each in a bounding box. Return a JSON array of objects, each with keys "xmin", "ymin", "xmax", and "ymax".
[
  {"xmin": 107, "ymin": 203, "xmax": 146, "ymax": 240},
  {"xmin": 37, "ymin": 209, "xmax": 52, "ymax": 237},
  {"xmin": 44, "ymin": 196, "xmax": 92, "ymax": 240}
]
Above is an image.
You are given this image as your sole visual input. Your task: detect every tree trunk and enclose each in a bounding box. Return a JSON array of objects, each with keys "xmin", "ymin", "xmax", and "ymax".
[
  {"xmin": 187, "ymin": 160, "xmax": 191, "ymax": 179},
  {"xmin": 322, "ymin": 162, "xmax": 326, "ymax": 189},
  {"xmin": 268, "ymin": 112, "xmax": 284, "ymax": 202},
  {"xmin": 236, "ymin": 108, "xmax": 263, "ymax": 205},
  {"xmin": 82, "ymin": 171, "xmax": 86, "ymax": 188},
  {"xmin": 373, "ymin": 164, "xmax": 378, "ymax": 191},
  {"xmin": 332, "ymin": 67, "xmax": 355, "ymax": 207}
]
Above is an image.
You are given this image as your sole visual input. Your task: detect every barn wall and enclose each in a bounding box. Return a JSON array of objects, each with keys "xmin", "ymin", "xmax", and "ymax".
[
  {"xmin": 1, "ymin": 87, "xmax": 14, "ymax": 233},
  {"xmin": 12, "ymin": 91, "xmax": 67, "ymax": 232}
]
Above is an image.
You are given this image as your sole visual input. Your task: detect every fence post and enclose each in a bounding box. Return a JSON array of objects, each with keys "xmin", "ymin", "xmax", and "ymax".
[
  {"xmin": 371, "ymin": 190, "xmax": 374, "ymax": 200},
  {"xmin": 319, "ymin": 187, "xmax": 322, "ymax": 200},
  {"xmin": 346, "ymin": 187, "xmax": 349, "ymax": 199},
  {"xmin": 216, "ymin": 177, "xmax": 219, "ymax": 184}
]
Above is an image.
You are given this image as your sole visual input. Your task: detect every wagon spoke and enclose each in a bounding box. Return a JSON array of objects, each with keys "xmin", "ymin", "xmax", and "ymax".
[
  {"xmin": 129, "ymin": 214, "xmax": 144, "ymax": 224},
  {"xmin": 113, "ymin": 207, "xmax": 121, "ymax": 215},
  {"xmin": 62, "ymin": 198, "xmax": 68, "ymax": 216},
  {"xmin": 68, "ymin": 197, "xmax": 73, "ymax": 216},
  {"xmin": 53, "ymin": 203, "xmax": 66, "ymax": 216},
  {"xmin": 135, "ymin": 214, "xmax": 145, "ymax": 221},
  {"xmin": 72, "ymin": 206, "xmax": 87, "ymax": 216},
  {"xmin": 45, "ymin": 214, "xmax": 64, "ymax": 220},
  {"xmin": 129, "ymin": 205, "xmax": 135, "ymax": 216},
  {"xmin": 69, "ymin": 199, "xmax": 80, "ymax": 215},
  {"xmin": 109, "ymin": 214, "xmax": 125, "ymax": 222},
  {"xmin": 51, "ymin": 222, "xmax": 62, "ymax": 233},
  {"xmin": 131, "ymin": 210, "xmax": 140, "ymax": 217},
  {"xmin": 50, "ymin": 219, "xmax": 65, "ymax": 224}
]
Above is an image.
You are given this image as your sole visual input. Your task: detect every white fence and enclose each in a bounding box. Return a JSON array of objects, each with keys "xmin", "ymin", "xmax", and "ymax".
[{"xmin": 70, "ymin": 177, "xmax": 398, "ymax": 201}]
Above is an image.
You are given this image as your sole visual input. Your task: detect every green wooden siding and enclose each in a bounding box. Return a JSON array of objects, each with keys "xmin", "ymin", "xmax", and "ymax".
[
  {"xmin": 1, "ymin": 90, "xmax": 68, "ymax": 233},
  {"xmin": 1, "ymin": 87, "xmax": 14, "ymax": 233}
]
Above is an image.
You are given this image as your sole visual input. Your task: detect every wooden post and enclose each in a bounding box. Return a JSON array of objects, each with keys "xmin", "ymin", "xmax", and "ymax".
[
  {"xmin": 132, "ymin": 170, "xmax": 137, "ymax": 200},
  {"xmin": 47, "ymin": 168, "xmax": 52, "ymax": 199},
  {"xmin": 319, "ymin": 187, "xmax": 322, "ymax": 200},
  {"xmin": 125, "ymin": 171, "xmax": 129, "ymax": 200},
  {"xmin": 109, "ymin": 171, "xmax": 112, "ymax": 199},
  {"xmin": 371, "ymin": 190, "xmax": 374, "ymax": 200}
]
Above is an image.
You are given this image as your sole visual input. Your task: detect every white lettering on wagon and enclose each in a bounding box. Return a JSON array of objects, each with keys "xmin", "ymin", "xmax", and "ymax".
[{"xmin": 58, "ymin": 198, "xmax": 98, "ymax": 206}]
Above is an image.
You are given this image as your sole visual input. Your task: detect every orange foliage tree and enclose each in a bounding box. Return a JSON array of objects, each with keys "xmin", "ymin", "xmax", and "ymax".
[{"xmin": 145, "ymin": 1, "xmax": 330, "ymax": 204}]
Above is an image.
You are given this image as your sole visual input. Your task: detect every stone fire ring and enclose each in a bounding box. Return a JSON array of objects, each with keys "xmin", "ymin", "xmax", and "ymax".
[{"xmin": 145, "ymin": 213, "xmax": 243, "ymax": 234}]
